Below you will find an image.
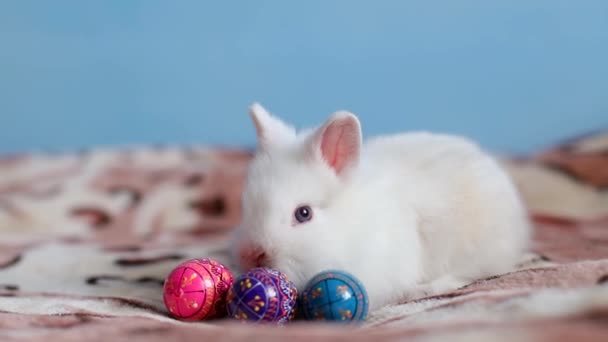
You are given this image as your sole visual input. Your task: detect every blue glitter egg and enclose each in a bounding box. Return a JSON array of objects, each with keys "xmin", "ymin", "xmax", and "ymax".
[
  {"xmin": 226, "ymin": 267, "xmax": 298, "ymax": 324},
  {"xmin": 301, "ymin": 270, "xmax": 369, "ymax": 322}
]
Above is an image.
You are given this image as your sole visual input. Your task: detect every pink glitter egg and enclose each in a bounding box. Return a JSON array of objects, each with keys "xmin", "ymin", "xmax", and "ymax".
[{"xmin": 163, "ymin": 258, "xmax": 234, "ymax": 321}]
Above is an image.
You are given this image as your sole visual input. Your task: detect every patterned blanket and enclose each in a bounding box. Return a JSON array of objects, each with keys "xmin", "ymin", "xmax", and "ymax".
[{"xmin": 1, "ymin": 132, "xmax": 608, "ymax": 342}]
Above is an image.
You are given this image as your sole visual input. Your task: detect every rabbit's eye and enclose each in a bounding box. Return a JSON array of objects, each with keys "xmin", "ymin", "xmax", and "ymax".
[{"xmin": 294, "ymin": 205, "xmax": 313, "ymax": 224}]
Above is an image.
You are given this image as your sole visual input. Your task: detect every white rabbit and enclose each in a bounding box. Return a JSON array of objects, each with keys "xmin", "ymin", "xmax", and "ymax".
[{"xmin": 232, "ymin": 103, "xmax": 531, "ymax": 311}]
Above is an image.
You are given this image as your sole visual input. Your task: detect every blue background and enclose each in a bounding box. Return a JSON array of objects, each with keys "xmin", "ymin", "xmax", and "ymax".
[{"xmin": 1, "ymin": 1, "xmax": 607, "ymax": 155}]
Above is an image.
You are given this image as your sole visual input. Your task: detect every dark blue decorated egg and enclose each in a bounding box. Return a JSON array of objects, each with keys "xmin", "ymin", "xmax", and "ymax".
[
  {"xmin": 301, "ymin": 270, "xmax": 369, "ymax": 322},
  {"xmin": 226, "ymin": 267, "xmax": 298, "ymax": 324}
]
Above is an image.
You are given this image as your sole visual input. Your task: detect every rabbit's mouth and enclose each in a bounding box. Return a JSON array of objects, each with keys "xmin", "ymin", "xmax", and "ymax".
[{"xmin": 238, "ymin": 244, "xmax": 272, "ymax": 270}]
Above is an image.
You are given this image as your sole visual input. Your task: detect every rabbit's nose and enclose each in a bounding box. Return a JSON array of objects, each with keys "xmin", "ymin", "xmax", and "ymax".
[
  {"xmin": 254, "ymin": 252, "xmax": 268, "ymax": 267},
  {"xmin": 239, "ymin": 245, "xmax": 269, "ymax": 269}
]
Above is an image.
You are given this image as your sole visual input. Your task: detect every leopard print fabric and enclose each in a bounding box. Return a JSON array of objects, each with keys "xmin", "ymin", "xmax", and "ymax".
[{"xmin": 1, "ymin": 134, "xmax": 608, "ymax": 341}]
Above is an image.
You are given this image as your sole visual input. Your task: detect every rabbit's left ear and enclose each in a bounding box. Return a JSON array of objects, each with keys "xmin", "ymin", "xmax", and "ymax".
[{"xmin": 249, "ymin": 102, "xmax": 296, "ymax": 150}]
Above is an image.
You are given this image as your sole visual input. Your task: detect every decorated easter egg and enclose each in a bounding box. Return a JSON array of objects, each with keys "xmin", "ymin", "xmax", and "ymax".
[
  {"xmin": 226, "ymin": 267, "xmax": 298, "ymax": 324},
  {"xmin": 301, "ymin": 270, "xmax": 369, "ymax": 322},
  {"xmin": 163, "ymin": 258, "xmax": 234, "ymax": 321}
]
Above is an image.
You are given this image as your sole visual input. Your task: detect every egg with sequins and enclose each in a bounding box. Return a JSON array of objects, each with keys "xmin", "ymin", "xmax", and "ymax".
[
  {"xmin": 226, "ymin": 267, "xmax": 298, "ymax": 324},
  {"xmin": 162, "ymin": 258, "xmax": 234, "ymax": 321},
  {"xmin": 300, "ymin": 270, "xmax": 369, "ymax": 322}
]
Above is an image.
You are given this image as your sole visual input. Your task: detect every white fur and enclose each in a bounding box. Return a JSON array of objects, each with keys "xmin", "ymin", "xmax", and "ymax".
[{"xmin": 233, "ymin": 103, "xmax": 531, "ymax": 311}]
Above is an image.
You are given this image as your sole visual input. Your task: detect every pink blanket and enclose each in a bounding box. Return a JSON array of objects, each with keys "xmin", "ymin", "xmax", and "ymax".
[{"xmin": 1, "ymin": 133, "xmax": 608, "ymax": 341}]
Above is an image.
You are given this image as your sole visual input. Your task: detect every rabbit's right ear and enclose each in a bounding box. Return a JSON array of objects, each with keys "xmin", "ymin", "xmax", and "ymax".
[
  {"xmin": 249, "ymin": 102, "xmax": 296, "ymax": 150},
  {"xmin": 306, "ymin": 111, "xmax": 362, "ymax": 177}
]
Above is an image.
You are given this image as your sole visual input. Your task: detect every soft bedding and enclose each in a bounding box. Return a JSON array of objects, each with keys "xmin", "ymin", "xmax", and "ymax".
[{"xmin": 1, "ymin": 132, "xmax": 608, "ymax": 341}]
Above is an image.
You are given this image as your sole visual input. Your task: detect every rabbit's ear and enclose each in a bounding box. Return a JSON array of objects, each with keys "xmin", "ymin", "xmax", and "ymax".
[
  {"xmin": 249, "ymin": 102, "xmax": 296, "ymax": 150},
  {"xmin": 307, "ymin": 111, "xmax": 362, "ymax": 176}
]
